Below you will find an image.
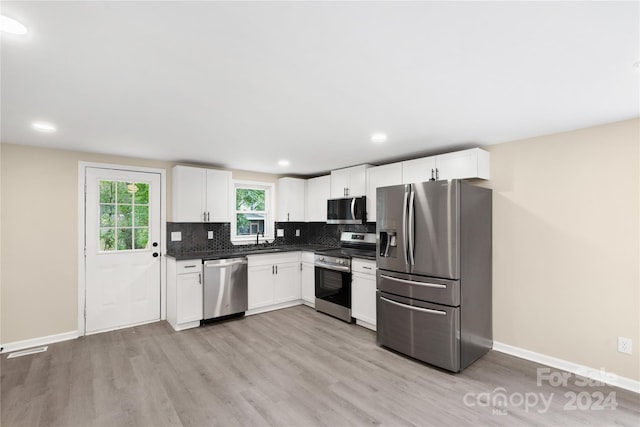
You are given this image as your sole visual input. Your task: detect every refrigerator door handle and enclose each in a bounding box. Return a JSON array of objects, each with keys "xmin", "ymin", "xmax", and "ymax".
[
  {"xmin": 380, "ymin": 296, "xmax": 447, "ymax": 316},
  {"xmin": 408, "ymin": 188, "xmax": 415, "ymax": 266},
  {"xmin": 402, "ymin": 186, "xmax": 409, "ymax": 267},
  {"xmin": 380, "ymin": 274, "xmax": 447, "ymax": 289}
]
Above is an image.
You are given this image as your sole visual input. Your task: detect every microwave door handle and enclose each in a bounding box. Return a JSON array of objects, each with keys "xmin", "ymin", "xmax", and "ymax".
[
  {"xmin": 408, "ymin": 187, "xmax": 415, "ymax": 266},
  {"xmin": 350, "ymin": 197, "xmax": 356, "ymax": 221}
]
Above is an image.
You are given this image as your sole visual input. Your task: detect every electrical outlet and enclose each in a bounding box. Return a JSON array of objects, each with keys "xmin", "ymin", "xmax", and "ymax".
[
  {"xmin": 295, "ymin": 229, "xmax": 300, "ymax": 237},
  {"xmin": 170, "ymin": 231, "xmax": 182, "ymax": 242},
  {"xmin": 277, "ymin": 229, "xmax": 284, "ymax": 237},
  {"xmin": 207, "ymin": 231, "xmax": 214, "ymax": 239},
  {"xmin": 618, "ymin": 337, "xmax": 632, "ymax": 355}
]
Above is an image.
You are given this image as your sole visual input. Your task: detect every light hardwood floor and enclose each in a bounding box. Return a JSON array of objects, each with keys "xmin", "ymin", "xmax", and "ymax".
[{"xmin": 2, "ymin": 306, "xmax": 639, "ymax": 426}]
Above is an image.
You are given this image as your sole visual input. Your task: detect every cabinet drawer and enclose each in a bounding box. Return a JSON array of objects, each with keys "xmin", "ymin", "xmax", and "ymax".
[
  {"xmin": 352, "ymin": 259, "xmax": 376, "ymax": 275},
  {"xmin": 301, "ymin": 251, "xmax": 315, "ymax": 264},
  {"xmin": 176, "ymin": 260, "xmax": 202, "ymax": 274},
  {"xmin": 377, "ymin": 269, "xmax": 459, "ymax": 307},
  {"xmin": 377, "ymin": 291, "xmax": 460, "ymax": 372},
  {"xmin": 247, "ymin": 252, "xmax": 300, "ymax": 267}
]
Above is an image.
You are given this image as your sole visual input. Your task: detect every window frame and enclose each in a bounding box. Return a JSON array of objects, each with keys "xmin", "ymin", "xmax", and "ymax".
[{"xmin": 231, "ymin": 180, "xmax": 275, "ymax": 244}]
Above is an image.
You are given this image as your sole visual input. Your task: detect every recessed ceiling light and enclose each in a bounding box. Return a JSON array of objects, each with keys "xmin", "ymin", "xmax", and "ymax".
[
  {"xmin": 371, "ymin": 133, "xmax": 388, "ymax": 143},
  {"xmin": 32, "ymin": 121, "xmax": 57, "ymax": 133},
  {"xmin": 0, "ymin": 15, "xmax": 28, "ymax": 35},
  {"xmin": 278, "ymin": 159, "xmax": 290, "ymax": 167}
]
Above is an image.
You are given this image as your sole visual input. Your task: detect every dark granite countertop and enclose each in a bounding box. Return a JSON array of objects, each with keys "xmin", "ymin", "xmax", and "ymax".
[{"xmin": 166, "ymin": 244, "xmax": 337, "ymax": 261}]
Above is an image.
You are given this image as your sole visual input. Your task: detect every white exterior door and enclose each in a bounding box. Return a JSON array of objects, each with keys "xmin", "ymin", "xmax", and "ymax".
[{"xmin": 85, "ymin": 167, "xmax": 161, "ymax": 334}]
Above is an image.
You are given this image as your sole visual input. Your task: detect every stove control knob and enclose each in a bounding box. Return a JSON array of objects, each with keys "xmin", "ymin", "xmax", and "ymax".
[
  {"xmin": 320, "ymin": 257, "xmax": 325, "ymax": 262},
  {"xmin": 339, "ymin": 260, "xmax": 344, "ymax": 265}
]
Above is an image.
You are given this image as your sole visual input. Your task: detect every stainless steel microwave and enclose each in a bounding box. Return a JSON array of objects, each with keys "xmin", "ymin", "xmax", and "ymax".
[{"xmin": 327, "ymin": 196, "xmax": 366, "ymax": 224}]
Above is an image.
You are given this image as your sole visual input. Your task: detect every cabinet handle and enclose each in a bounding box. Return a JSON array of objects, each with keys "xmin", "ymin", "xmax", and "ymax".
[
  {"xmin": 184, "ymin": 265, "xmax": 197, "ymax": 268},
  {"xmin": 362, "ymin": 266, "xmax": 372, "ymax": 270},
  {"xmin": 436, "ymin": 168, "xmax": 439, "ymax": 180},
  {"xmin": 287, "ymin": 213, "xmax": 290, "ymax": 221},
  {"xmin": 275, "ymin": 265, "xmax": 278, "ymax": 274},
  {"xmin": 203, "ymin": 211, "xmax": 206, "ymax": 222},
  {"xmin": 431, "ymin": 169, "xmax": 435, "ymax": 181},
  {"xmin": 272, "ymin": 265, "xmax": 274, "ymax": 275},
  {"xmin": 198, "ymin": 273, "xmax": 201, "ymax": 284},
  {"xmin": 207, "ymin": 211, "xmax": 210, "ymax": 222}
]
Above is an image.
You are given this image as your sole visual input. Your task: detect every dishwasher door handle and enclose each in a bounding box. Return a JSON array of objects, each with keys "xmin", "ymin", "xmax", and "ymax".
[{"xmin": 205, "ymin": 259, "xmax": 248, "ymax": 268}]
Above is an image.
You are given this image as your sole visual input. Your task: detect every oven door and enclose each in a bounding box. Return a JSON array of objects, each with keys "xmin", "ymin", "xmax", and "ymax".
[{"xmin": 315, "ymin": 265, "xmax": 351, "ymax": 308}]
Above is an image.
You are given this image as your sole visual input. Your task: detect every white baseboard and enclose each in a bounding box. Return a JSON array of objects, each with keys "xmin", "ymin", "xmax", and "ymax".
[
  {"xmin": 1, "ymin": 330, "xmax": 78, "ymax": 354},
  {"xmin": 246, "ymin": 300, "xmax": 303, "ymax": 316},
  {"xmin": 493, "ymin": 341, "xmax": 640, "ymax": 394},
  {"xmin": 355, "ymin": 319, "xmax": 376, "ymax": 331}
]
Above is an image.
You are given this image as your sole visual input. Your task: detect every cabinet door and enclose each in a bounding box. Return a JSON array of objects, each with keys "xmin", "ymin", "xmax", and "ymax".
[
  {"xmin": 176, "ymin": 272, "xmax": 203, "ymax": 324},
  {"xmin": 248, "ymin": 264, "xmax": 275, "ymax": 309},
  {"xmin": 305, "ymin": 175, "xmax": 330, "ymax": 222},
  {"xmin": 205, "ymin": 169, "xmax": 232, "ymax": 222},
  {"xmin": 347, "ymin": 165, "xmax": 369, "ymax": 197},
  {"xmin": 435, "ymin": 148, "xmax": 490, "ymax": 180},
  {"xmin": 330, "ymin": 168, "xmax": 351, "ymax": 198},
  {"xmin": 366, "ymin": 163, "xmax": 403, "ymax": 222},
  {"xmin": 273, "ymin": 262, "xmax": 300, "ymax": 304},
  {"xmin": 300, "ymin": 262, "xmax": 315, "ymax": 305},
  {"xmin": 402, "ymin": 157, "xmax": 436, "ymax": 184},
  {"xmin": 352, "ymin": 272, "xmax": 376, "ymax": 327},
  {"xmin": 277, "ymin": 178, "xmax": 306, "ymax": 222},
  {"xmin": 172, "ymin": 166, "xmax": 206, "ymax": 222}
]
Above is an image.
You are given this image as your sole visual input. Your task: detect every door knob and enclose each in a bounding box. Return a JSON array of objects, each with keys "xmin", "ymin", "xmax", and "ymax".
[
  {"xmin": 153, "ymin": 253, "xmax": 159, "ymax": 257},
  {"xmin": 152, "ymin": 242, "xmax": 158, "ymax": 247}
]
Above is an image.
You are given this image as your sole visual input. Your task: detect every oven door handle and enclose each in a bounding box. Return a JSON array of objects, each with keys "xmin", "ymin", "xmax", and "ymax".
[
  {"xmin": 380, "ymin": 296, "xmax": 446, "ymax": 316},
  {"xmin": 379, "ymin": 274, "xmax": 447, "ymax": 289},
  {"xmin": 315, "ymin": 263, "xmax": 351, "ymax": 273}
]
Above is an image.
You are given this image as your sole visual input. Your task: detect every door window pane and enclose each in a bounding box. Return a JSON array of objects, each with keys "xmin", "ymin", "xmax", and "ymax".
[
  {"xmin": 100, "ymin": 181, "xmax": 116, "ymax": 203},
  {"xmin": 118, "ymin": 205, "xmax": 132, "ymax": 227},
  {"xmin": 100, "ymin": 228, "xmax": 116, "ymax": 251},
  {"xmin": 100, "ymin": 204, "xmax": 115, "ymax": 227},
  {"xmin": 134, "ymin": 228, "xmax": 149, "ymax": 249},
  {"xmin": 134, "ymin": 205, "xmax": 149, "ymax": 226},
  {"xmin": 117, "ymin": 228, "xmax": 133, "ymax": 250},
  {"xmin": 134, "ymin": 183, "xmax": 149, "ymax": 204},
  {"xmin": 99, "ymin": 179, "xmax": 151, "ymax": 252}
]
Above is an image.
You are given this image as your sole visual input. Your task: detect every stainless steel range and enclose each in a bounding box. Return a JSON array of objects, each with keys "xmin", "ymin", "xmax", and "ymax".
[{"xmin": 314, "ymin": 232, "xmax": 376, "ymax": 322}]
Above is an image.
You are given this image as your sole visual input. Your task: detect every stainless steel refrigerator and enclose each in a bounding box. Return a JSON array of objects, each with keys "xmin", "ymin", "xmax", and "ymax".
[{"xmin": 376, "ymin": 179, "xmax": 492, "ymax": 372}]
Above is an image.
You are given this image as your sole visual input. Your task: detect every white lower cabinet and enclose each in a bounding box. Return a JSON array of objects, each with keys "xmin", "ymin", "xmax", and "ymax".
[
  {"xmin": 247, "ymin": 252, "xmax": 301, "ymax": 313},
  {"xmin": 300, "ymin": 251, "xmax": 315, "ymax": 307},
  {"xmin": 351, "ymin": 258, "xmax": 377, "ymax": 330},
  {"xmin": 167, "ymin": 258, "xmax": 203, "ymax": 331}
]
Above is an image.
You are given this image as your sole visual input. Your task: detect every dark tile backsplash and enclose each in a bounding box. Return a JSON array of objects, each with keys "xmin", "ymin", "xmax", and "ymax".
[{"xmin": 167, "ymin": 221, "xmax": 376, "ymax": 254}]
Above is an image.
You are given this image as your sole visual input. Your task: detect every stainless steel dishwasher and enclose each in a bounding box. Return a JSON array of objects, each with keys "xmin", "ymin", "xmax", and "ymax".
[{"xmin": 203, "ymin": 257, "xmax": 248, "ymax": 321}]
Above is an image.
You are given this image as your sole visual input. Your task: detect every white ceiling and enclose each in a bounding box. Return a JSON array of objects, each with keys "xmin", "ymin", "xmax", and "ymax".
[{"xmin": 1, "ymin": 1, "xmax": 638, "ymax": 175}]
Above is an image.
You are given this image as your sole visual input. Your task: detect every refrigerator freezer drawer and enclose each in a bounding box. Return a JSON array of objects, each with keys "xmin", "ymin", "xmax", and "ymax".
[
  {"xmin": 376, "ymin": 291, "xmax": 460, "ymax": 372},
  {"xmin": 377, "ymin": 269, "xmax": 460, "ymax": 307}
]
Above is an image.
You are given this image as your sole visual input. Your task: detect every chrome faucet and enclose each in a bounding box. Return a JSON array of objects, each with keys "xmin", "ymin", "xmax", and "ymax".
[{"xmin": 256, "ymin": 231, "xmax": 263, "ymax": 245}]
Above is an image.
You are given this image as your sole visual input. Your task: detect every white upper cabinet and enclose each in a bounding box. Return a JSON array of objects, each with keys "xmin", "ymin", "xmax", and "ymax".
[
  {"xmin": 434, "ymin": 148, "xmax": 490, "ymax": 180},
  {"xmin": 401, "ymin": 156, "xmax": 436, "ymax": 184},
  {"xmin": 172, "ymin": 165, "xmax": 232, "ymax": 222},
  {"xmin": 305, "ymin": 175, "xmax": 330, "ymax": 222},
  {"xmin": 277, "ymin": 177, "xmax": 305, "ymax": 222},
  {"xmin": 366, "ymin": 163, "xmax": 403, "ymax": 222},
  {"xmin": 330, "ymin": 164, "xmax": 372, "ymax": 198},
  {"xmin": 402, "ymin": 148, "xmax": 490, "ymax": 184}
]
